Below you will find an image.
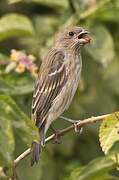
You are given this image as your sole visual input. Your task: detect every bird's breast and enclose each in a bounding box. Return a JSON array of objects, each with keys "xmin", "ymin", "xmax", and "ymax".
[
  {"xmin": 63, "ymin": 53, "xmax": 82, "ymax": 108},
  {"xmin": 66, "ymin": 53, "xmax": 82, "ymax": 80}
]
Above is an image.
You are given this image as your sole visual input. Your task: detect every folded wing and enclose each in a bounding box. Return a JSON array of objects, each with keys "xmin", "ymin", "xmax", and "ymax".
[{"xmin": 32, "ymin": 49, "xmax": 67, "ymax": 128}]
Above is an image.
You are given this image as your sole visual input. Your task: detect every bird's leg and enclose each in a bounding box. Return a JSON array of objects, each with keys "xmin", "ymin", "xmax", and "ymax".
[
  {"xmin": 50, "ymin": 125, "xmax": 61, "ymax": 144},
  {"xmin": 60, "ymin": 116, "xmax": 80, "ymax": 123},
  {"xmin": 60, "ymin": 116, "xmax": 83, "ymax": 133}
]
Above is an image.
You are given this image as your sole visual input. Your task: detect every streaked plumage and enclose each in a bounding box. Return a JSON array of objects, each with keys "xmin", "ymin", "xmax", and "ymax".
[{"xmin": 31, "ymin": 26, "xmax": 91, "ymax": 165}]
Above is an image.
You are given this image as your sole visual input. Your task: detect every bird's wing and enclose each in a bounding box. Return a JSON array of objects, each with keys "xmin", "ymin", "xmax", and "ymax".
[{"xmin": 32, "ymin": 49, "xmax": 67, "ymax": 128}]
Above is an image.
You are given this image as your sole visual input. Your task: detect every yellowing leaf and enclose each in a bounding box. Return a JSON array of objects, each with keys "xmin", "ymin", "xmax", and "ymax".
[{"xmin": 99, "ymin": 112, "xmax": 119, "ymax": 154}]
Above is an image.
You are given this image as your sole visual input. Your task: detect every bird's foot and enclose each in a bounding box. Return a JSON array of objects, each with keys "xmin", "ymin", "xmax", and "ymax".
[
  {"xmin": 50, "ymin": 126, "xmax": 61, "ymax": 144},
  {"xmin": 60, "ymin": 116, "xmax": 83, "ymax": 134},
  {"xmin": 60, "ymin": 116, "xmax": 80, "ymax": 123},
  {"xmin": 52, "ymin": 130, "xmax": 61, "ymax": 144},
  {"xmin": 73, "ymin": 122, "xmax": 83, "ymax": 134}
]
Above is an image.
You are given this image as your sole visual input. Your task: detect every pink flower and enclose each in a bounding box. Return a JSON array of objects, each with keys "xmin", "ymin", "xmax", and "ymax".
[{"xmin": 7, "ymin": 49, "xmax": 38, "ymax": 77}]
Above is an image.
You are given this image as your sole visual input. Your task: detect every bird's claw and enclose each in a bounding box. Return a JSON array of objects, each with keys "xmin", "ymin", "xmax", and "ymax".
[
  {"xmin": 52, "ymin": 130, "xmax": 61, "ymax": 144},
  {"xmin": 73, "ymin": 123, "xmax": 83, "ymax": 134}
]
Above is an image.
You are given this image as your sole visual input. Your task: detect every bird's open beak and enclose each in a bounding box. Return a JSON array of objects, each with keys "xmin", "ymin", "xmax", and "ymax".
[{"xmin": 78, "ymin": 30, "xmax": 91, "ymax": 44}]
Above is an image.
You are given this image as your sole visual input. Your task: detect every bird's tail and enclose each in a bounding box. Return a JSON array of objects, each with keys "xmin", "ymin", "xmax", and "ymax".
[{"xmin": 31, "ymin": 125, "xmax": 45, "ymax": 166}]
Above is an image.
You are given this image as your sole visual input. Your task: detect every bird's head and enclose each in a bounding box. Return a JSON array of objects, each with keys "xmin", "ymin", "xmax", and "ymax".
[{"xmin": 54, "ymin": 26, "xmax": 91, "ymax": 51}]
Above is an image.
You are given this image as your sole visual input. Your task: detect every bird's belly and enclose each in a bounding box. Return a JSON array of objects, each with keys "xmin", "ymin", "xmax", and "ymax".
[
  {"xmin": 47, "ymin": 64, "xmax": 81, "ymax": 124},
  {"xmin": 64, "ymin": 69, "xmax": 80, "ymax": 109}
]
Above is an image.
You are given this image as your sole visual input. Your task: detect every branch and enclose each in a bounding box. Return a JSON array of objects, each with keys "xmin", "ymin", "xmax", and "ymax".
[
  {"xmin": 13, "ymin": 113, "xmax": 110, "ymax": 167},
  {"xmin": 64, "ymin": 0, "xmax": 112, "ymax": 27}
]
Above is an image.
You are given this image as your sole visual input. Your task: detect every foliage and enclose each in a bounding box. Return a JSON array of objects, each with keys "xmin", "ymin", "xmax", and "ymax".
[
  {"xmin": 99, "ymin": 112, "xmax": 119, "ymax": 155},
  {"xmin": 65, "ymin": 157, "xmax": 117, "ymax": 180},
  {"xmin": 0, "ymin": 0, "xmax": 119, "ymax": 179},
  {"xmin": 0, "ymin": 14, "xmax": 34, "ymax": 41}
]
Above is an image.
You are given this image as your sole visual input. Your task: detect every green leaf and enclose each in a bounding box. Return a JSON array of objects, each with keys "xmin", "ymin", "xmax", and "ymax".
[
  {"xmin": 8, "ymin": 0, "xmax": 68, "ymax": 9},
  {"xmin": 66, "ymin": 157, "xmax": 117, "ymax": 180},
  {"xmin": 103, "ymin": 59, "xmax": 119, "ymax": 95},
  {"xmin": 0, "ymin": 95, "xmax": 38, "ymax": 145},
  {"xmin": 0, "ymin": 77, "xmax": 33, "ymax": 95},
  {"xmin": 95, "ymin": 7, "xmax": 119, "ymax": 23},
  {"xmin": 0, "ymin": 72, "xmax": 34, "ymax": 95},
  {"xmin": 86, "ymin": 25, "xmax": 115, "ymax": 66},
  {"xmin": 108, "ymin": 141, "xmax": 119, "ymax": 155},
  {"xmin": 0, "ymin": 110, "xmax": 15, "ymax": 166},
  {"xmin": 0, "ymin": 53, "xmax": 8, "ymax": 60},
  {"xmin": 99, "ymin": 112, "xmax": 119, "ymax": 154},
  {"xmin": 0, "ymin": 13, "xmax": 35, "ymax": 41}
]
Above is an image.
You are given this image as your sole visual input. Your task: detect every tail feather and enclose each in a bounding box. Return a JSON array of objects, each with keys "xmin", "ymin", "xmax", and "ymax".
[
  {"xmin": 39, "ymin": 123, "xmax": 46, "ymax": 147},
  {"xmin": 31, "ymin": 124, "xmax": 46, "ymax": 166},
  {"xmin": 31, "ymin": 141, "xmax": 41, "ymax": 166}
]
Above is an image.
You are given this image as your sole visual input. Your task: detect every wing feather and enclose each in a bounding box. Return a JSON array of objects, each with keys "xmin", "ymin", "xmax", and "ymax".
[{"xmin": 32, "ymin": 49, "xmax": 67, "ymax": 128}]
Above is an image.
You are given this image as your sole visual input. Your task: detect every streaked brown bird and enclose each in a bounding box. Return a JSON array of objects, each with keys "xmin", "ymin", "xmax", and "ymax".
[{"xmin": 31, "ymin": 26, "xmax": 91, "ymax": 166}]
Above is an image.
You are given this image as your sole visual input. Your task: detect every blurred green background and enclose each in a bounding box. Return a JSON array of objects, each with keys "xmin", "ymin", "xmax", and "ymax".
[{"xmin": 0, "ymin": 0, "xmax": 119, "ymax": 179}]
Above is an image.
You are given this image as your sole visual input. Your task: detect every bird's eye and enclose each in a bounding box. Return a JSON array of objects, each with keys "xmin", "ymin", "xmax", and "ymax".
[{"xmin": 69, "ymin": 31, "xmax": 74, "ymax": 36}]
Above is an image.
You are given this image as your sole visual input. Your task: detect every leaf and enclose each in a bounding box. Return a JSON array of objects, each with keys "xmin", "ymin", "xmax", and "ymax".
[
  {"xmin": 106, "ymin": 141, "xmax": 119, "ymax": 171},
  {"xmin": 66, "ymin": 157, "xmax": 117, "ymax": 180},
  {"xmin": 86, "ymin": 25, "xmax": 115, "ymax": 66},
  {"xmin": 108, "ymin": 141, "xmax": 119, "ymax": 155},
  {"xmin": 95, "ymin": 7, "xmax": 119, "ymax": 23},
  {"xmin": 99, "ymin": 112, "xmax": 119, "ymax": 154},
  {"xmin": 103, "ymin": 59, "xmax": 119, "ymax": 95},
  {"xmin": 0, "ymin": 13, "xmax": 35, "ymax": 41},
  {"xmin": 0, "ymin": 78, "xmax": 33, "ymax": 95},
  {"xmin": 0, "ymin": 53, "xmax": 8, "ymax": 60},
  {"xmin": 0, "ymin": 110, "xmax": 15, "ymax": 166},
  {"xmin": 8, "ymin": 0, "xmax": 68, "ymax": 9},
  {"xmin": 0, "ymin": 72, "xmax": 34, "ymax": 95},
  {"xmin": 0, "ymin": 95, "xmax": 38, "ymax": 146}
]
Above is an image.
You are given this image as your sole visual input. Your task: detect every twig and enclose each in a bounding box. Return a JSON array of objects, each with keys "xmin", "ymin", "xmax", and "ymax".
[
  {"xmin": 13, "ymin": 113, "xmax": 110, "ymax": 168},
  {"xmin": 12, "ymin": 113, "xmax": 112, "ymax": 179},
  {"xmin": 68, "ymin": 0, "xmax": 76, "ymax": 13},
  {"xmin": 64, "ymin": 0, "xmax": 112, "ymax": 27}
]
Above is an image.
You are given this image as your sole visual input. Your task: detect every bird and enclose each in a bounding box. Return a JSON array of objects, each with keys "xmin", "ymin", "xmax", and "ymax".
[{"xmin": 31, "ymin": 26, "xmax": 91, "ymax": 166}]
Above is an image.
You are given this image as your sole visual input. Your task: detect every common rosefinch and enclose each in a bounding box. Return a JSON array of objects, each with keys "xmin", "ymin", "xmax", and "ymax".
[{"xmin": 31, "ymin": 26, "xmax": 91, "ymax": 166}]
